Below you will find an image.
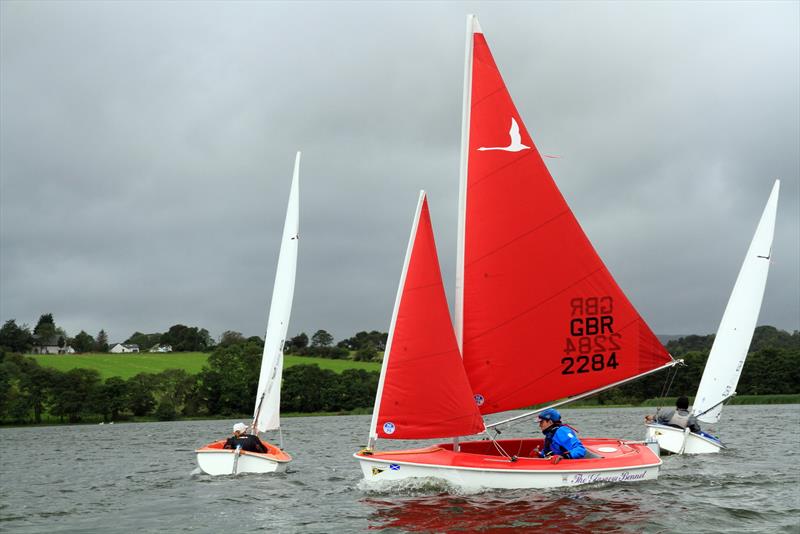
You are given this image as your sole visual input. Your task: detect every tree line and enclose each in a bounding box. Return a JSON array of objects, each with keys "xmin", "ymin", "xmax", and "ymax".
[
  {"xmin": 0, "ymin": 313, "xmax": 385, "ymax": 361},
  {"xmin": 596, "ymin": 326, "xmax": 800, "ymax": 404},
  {"xmin": 0, "ymin": 315, "xmax": 214, "ymax": 353},
  {"xmin": 0, "ymin": 320, "xmax": 796, "ymax": 425},
  {"xmin": 0, "ymin": 338, "xmax": 378, "ymax": 424}
]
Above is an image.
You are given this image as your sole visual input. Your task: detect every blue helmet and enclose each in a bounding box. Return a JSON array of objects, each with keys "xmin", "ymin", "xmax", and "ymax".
[{"xmin": 537, "ymin": 408, "xmax": 561, "ymax": 422}]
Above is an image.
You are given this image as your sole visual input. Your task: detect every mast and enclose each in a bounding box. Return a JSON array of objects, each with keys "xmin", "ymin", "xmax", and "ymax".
[{"xmin": 455, "ymin": 14, "xmax": 478, "ymax": 351}]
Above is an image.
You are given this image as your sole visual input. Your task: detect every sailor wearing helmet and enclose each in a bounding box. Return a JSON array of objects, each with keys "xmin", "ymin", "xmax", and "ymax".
[{"xmin": 533, "ymin": 408, "xmax": 586, "ymax": 464}]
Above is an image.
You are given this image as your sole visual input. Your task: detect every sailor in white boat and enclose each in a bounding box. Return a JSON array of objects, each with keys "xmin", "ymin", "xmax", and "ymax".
[
  {"xmin": 223, "ymin": 422, "xmax": 268, "ymax": 453},
  {"xmin": 532, "ymin": 409, "xmax": 586, "ymax": 464},
  {"xmin": 644, "ymin": 396, "xmax": 702, "ymax": 433}
]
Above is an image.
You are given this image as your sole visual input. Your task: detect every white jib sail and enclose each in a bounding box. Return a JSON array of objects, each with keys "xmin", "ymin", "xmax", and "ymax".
[
  {"xmin": 693, "ymin": 179, "xmax": 779, "ymax": 424},
  {"xmin": 253, "ymin": 152, "xmax": 301, "ymax": 433}
]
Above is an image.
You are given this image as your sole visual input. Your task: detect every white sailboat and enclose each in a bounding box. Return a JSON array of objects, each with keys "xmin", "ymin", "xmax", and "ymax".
[
  {"xmin": 354, "ymin": 16, "xmax": 678, "ymax": 490},
  {"xmin": 646, "ymin": 180, "xmax": 779, "ymax": 454},
  {"xmin": 196, "ymin": 152, "xmax": 300, "ymax": 475}
]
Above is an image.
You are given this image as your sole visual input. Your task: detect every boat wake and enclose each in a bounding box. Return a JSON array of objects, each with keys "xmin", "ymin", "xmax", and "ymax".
[{"xmin": 356, "ymin": 476, "xmax": 485, "ymax": 496}]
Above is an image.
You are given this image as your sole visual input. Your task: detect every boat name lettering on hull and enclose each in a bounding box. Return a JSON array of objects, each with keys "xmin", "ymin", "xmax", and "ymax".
[{"xmin": 570, "ymin": 471, "xmax": 647, "ymax": 484}]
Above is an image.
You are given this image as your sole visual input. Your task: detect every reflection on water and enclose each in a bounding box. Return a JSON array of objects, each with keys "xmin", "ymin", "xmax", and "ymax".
[{"xmin": 364, "ymin": 491, "xmax": 653, "ymax": 533}]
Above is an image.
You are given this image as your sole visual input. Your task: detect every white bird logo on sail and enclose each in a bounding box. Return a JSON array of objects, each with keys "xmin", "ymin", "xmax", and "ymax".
[{"xmin": 478, "ymin": 117, "xmax": 530, "ymax": 152}]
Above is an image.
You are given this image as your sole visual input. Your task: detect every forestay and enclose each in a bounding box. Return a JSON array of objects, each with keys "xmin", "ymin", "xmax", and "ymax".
[{"xmin": 693, "ymin": 180, "xmax": 780, "ymax": 424}]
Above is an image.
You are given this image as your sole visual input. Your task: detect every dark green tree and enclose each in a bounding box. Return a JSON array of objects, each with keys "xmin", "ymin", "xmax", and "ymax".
[
  {"xmin": 353, "ymin": 343, "xmax": 378, "ymax": 362},
  {"xmin": 90, "ymin": 376, "xmax": 129, "ymax": 422},
  {"xmin": 0, "ymin": 320, "xmax": 34, "ymax": 352},
  {"xmin": 49, "ymin": 368, "xmax": 101, "ymax": 423},
  {"xmin": 285, "ymin": 332, "xmax": 309, "ymax": 353},
  {"xmin": 71, "ymin": 331, "xmax": 95, "ymax": 353},
  {"xmin": 124, "ymin": 332, "xmax": 163, "ymax": 351},
  {"xmin": 161, "ymin": 324, "xmax": 213, "ymax": 352},
  {"xmin": 127, "ymin": 373, "xmax": 158, "ymax": 416},
  {"xmin": 218, "ymin": 330, "xmax": 246, "ymax": 347},
  {"xmin": 280, "ymin": 364, "xmax": 338, "ymax": 412},
  {"xmin": 95, "ymin": 330, "xmax": 109, "ymax": 352},
  {"xmin": 33, "ymin": 314, "xmax": 56, "ymax": 340},
  {"xmin": 198, "ymin": 340, "xmax": 262, "ymax": 415},
  {"xmin": 311, "ymin": 330, "xmax": 334, "ymax": 348}
]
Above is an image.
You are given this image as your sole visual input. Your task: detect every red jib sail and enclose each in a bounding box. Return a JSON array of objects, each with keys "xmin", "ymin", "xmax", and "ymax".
[
  {"xmin": 371, "ymin": 192, "xmax": 485, "ymax": 440},
  {"xmin": 457, "ymin": 19, "xmax": 673, "ymax": 416}
]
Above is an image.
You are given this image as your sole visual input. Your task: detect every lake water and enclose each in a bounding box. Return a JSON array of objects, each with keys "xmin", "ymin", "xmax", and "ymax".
[{"xmin": 1, "ymin": 405, "xmax": 798, "ymax": 533}]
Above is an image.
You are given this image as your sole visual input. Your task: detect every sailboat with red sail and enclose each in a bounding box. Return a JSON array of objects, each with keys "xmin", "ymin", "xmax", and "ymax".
[{"xmin": 354, "ymin": 16, "xmax": 678, "ymax": 489}]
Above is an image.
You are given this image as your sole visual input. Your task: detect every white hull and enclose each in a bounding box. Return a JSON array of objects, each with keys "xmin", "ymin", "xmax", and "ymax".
[
  {"xmin": 645, "ymin": 424, "xmax": 724, "ymax": 454},
  {"xmin": 355, "ymin": 455, "xmax": 660, "ymax": 490},
  {"xmin": 196, "ymin": 449, "xmax": 289, "ymax": 476}
]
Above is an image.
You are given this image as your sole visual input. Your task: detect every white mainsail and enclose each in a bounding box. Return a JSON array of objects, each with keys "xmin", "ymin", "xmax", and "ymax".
[
  {"xmin": 693, "ymin": 179, "xmax": 779, "ymax": 424},
  {"xmin": 253, "ymin": 152, "xmax": 301, "ymax": 433}
]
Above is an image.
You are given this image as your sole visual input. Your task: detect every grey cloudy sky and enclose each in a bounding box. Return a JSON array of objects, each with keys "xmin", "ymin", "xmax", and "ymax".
[{"xmin": 1, "ymin": 1, "xmax": 798, "ymax": 345}]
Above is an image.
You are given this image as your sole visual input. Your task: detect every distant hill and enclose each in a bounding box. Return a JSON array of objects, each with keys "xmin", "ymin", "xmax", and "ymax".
[
  {"xmin": 662, "ymin": 325, "xmax": 799, "ymax": 357},
  {"xmin": 657, "ymin": 334, "xmax": 686, "ymax": 344}
]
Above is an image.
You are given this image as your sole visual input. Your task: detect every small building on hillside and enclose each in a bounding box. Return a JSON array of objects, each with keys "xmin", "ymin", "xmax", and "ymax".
[
  {"xmin": 32, "ymin": 344, "xmax": 75, "ymax": 355},
  {"xmin": 149, "ymin": 344, "xmax": 173, "ymax": 353},
  {"xmin": 110, "ymin": 343, "xmax": 140, "ymax": 354},
  {"xmin": 32, "ymin": 336, "xmax": 75, "ymax": 354}
]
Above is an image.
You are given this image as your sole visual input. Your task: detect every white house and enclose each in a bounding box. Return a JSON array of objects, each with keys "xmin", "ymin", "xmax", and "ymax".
[
  {"xmin": 110, "ymin": 343, "xmax": 140, "ymax": 354},
  {"xmin": 32, "ymin": 344, "xmax": 75, "ymax": 355},
  {"xmin": 148, "ymin": 344, "xmax": 173, "ymax": 353}
]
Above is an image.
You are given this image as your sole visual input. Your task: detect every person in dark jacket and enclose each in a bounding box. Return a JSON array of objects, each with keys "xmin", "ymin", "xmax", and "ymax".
[
  {"xmin": 223, "ymin": 422, "xmax": 268, "ymax": 453},
  {"xmin": 533, "ymin": 408, "xmax": 586, "ymax": 464},
  {"xmin": 645, "ymin": 396, "xmax": 702, "ymax": 433}
]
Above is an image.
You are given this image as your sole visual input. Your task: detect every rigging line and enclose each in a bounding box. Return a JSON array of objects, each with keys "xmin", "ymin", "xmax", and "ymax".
[
  {"xmin": 485, "ymin": 359, "xmax": 682, "ymax": 429},
  {"xmin": 483, "ymin": 430, "xmax": 514, "ymax": 460}
]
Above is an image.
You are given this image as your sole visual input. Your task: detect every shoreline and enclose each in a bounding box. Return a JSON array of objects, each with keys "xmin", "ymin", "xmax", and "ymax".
[{"xmin": 4, "ymin": 395, "xmax": 798, "ymax": 428}]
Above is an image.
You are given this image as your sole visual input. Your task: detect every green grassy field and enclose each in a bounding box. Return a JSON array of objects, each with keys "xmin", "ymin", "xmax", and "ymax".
[{"xmin": 29, "ymin": 352, "xmax": 381, "ymax": 380}]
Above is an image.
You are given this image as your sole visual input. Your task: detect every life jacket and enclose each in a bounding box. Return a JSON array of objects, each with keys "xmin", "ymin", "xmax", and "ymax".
[{"xmin": 667, "ymin": 410, "xmax": 690, "ymax": 429}]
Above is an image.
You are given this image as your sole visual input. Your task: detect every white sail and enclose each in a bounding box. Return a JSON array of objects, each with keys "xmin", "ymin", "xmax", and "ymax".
[
  {"xmin": 253, "ymin": 152, "xmax": 301, "ymax": 432},
  {"xmin": 693, "ymin": 180, "xmax": 779, "ymax": 424}
]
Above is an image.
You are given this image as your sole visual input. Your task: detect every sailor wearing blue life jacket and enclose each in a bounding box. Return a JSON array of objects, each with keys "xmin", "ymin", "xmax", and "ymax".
[{"xmin": 533, "ymin": 408, "xmax": 586, "ymax": 464}]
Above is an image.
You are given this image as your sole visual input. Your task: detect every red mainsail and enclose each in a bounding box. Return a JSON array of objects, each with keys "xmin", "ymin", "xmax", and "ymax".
[
  {"xmin": 458, "ymin": 22, "xmax": 673, "ymax": 416},
  {"xmin": 372, "ymin": 193, "xmax": 485, "ymax": 439}
]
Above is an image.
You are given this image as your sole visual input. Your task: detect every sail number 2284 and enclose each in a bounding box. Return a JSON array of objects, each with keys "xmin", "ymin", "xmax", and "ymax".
[{"xmin": 561, "ymin": 352, "xmax": 619, "ymax": 374}]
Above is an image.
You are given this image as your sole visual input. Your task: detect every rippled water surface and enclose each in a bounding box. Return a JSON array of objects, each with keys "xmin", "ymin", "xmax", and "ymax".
[{"xmin": 2, "ymin": 405, "xmax": 798, "ymax": 533}]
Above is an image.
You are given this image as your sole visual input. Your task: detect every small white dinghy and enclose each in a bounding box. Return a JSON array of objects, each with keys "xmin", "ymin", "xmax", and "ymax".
[
  {"xmin": 355, "ymin": 17, "xmax": 678, "ymax": 490},
  {"xmin": 196, "ymin": 153, "xmax": 300, "ymax": 475},
  {"xmin": 647, "ymin": 180, "xmax": 779, "ymax": 454}
]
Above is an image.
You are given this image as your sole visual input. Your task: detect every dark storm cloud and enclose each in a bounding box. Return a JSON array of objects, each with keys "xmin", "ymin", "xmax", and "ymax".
[{"xmin": 1, "ymin": 1, "xmax": 798, "ymax": 344}]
